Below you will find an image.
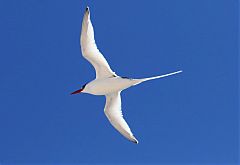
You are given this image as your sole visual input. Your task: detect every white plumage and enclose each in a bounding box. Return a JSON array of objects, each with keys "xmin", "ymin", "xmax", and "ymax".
[
  {"xmin": 71, "ymin": 6, "xmax": 182, "ymax": 144},
  {"xmin": 80, "ymin": 7, "xmax": 116, "ymax": 79}
]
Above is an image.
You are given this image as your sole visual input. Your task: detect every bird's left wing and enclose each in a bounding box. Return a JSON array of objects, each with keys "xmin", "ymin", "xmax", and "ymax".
[
  {"xmin": 104, "ymin": 92, "xmax": 138, "ymax": 144},
  {"xmin": 81, "ymin": 7, "xmax": 116, "ymax": 79}
]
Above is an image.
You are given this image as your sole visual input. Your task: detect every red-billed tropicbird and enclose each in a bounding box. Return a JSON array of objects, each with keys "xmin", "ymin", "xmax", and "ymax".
[{"xmin": 71, "ymin": 7, "xmax": 182, "ymax": 144}]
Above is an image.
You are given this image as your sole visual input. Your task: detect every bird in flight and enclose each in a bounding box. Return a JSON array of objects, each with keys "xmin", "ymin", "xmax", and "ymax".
[{"xmin": 71, "ymin": 6, "xmax": 182, "ymax": 144}]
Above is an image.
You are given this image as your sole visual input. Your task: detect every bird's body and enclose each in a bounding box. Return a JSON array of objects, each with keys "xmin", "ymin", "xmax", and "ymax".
[
  {"xmin": 71, "ymin": 6, "xmax": 182, "ymax": 144},
  {"xmin": 83, "ymin": 76, "xmax": 140, "ymax": 95}
]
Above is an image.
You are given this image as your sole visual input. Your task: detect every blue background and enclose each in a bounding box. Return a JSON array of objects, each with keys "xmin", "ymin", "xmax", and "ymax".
[{"xmin": 0, "ymin": 0, "xmax": 238, "ymax": 164}]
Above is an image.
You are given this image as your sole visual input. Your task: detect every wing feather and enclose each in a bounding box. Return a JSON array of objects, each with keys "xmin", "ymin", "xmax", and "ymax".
[
  {"xmin": 80, "ymin": 7, "xmax": 116, "ymax": 79},
  {"xmin": 104, "ymin": 92, "xmax": 138, "ymax": 143}
]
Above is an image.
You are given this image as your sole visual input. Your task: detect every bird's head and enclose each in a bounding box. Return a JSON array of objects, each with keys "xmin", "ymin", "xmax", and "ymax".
[{"xmin": 71, "ymin": 83, "xmax": 87, "ymax": 95}]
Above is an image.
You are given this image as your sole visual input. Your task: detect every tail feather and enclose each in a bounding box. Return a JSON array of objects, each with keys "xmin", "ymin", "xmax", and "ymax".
[
  {"xmin": 142, "ymin": 70, "xmax": 182, "ymax": 82},
  {"xmin": 133, "ymin": 70, "xmax": 182, "ymax": 85}
]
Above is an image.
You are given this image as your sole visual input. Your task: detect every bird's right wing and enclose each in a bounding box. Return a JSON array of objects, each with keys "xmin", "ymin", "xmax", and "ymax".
[
  {"xmin": 80, "ymin": 7, "xmax": 116, "ymax": 79},
  {"xmin": 104, "ymin": 92, "xmax": 138, "ymax": 144}
]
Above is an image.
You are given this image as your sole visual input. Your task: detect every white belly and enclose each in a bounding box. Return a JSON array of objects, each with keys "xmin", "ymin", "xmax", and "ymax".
[{"xmin": 85, "ymin": 77, "xmax": 139, "ymax": 95}]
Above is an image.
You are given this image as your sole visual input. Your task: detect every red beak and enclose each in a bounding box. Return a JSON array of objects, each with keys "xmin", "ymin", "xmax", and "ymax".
[{"xmin": 71, "ymin": 88, "xmax": 83, "ymax": 95}]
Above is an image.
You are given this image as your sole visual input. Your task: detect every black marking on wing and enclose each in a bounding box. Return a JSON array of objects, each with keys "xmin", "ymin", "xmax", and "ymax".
[
  {"xmin": 121, "ymin": 76, "xmax": 132, "ymax": 79},
  {"xmin": 109, "ymin": 75, "xmax": 117, "ymax": 78}
]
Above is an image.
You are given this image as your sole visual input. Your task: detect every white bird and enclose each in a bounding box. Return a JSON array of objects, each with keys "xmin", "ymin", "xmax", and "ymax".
[{"xmin": 71, "ymin": 6, "xmax": 182, "ymax": 144}]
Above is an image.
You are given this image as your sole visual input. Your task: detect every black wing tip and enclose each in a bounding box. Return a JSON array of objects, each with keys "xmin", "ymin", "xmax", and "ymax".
[
  {"xmin": 133, "ymin": 140, "xmax": 139, "ymax": 144},
  {"xmin": 131, "ymin": 136, "xmax": 139, "ymax": 144},
  {"xmin": 86, "ymin": 6, "xmax": 89, "ymax": 12}
]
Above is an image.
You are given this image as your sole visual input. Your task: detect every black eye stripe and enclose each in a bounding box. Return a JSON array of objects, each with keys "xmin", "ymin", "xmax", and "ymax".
[{"xmin": 82, "ymin": 83, "xmax": 87, "ymax": 89}]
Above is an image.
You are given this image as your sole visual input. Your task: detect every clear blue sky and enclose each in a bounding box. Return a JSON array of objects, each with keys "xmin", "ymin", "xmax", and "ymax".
[{"xmin": 0, "ymin": 0, "xmax": 238, "ymax": 164}]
